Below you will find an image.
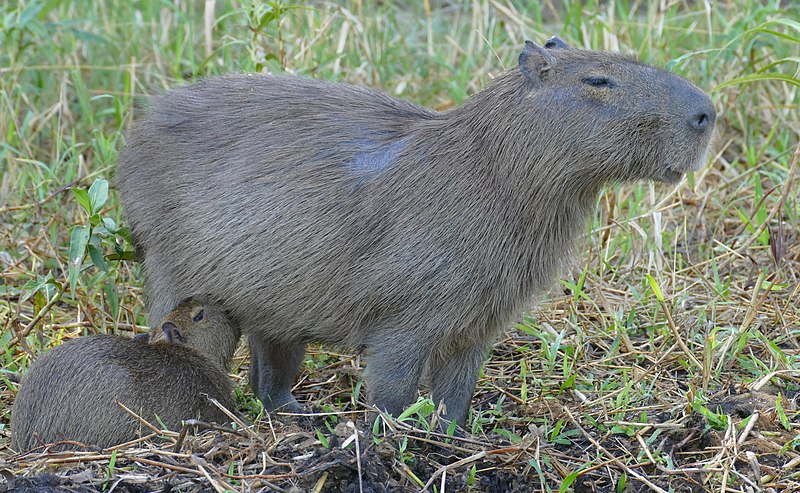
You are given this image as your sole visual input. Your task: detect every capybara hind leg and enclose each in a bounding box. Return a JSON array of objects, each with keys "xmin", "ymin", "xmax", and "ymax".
[
  {"xmin": 365, "ymin": 341, "xmax": 428, "ymax": 417},
  {"xmin": 428, "ymin": 345, "xmax": 487, "ymax": 427},
  {"xmin": 248, "ymin": 335, "xmax": 305, "ymax": 411}
]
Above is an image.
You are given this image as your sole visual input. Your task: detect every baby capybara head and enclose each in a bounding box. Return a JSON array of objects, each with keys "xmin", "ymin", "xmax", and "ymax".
[{"xmin": 149, "ymin": 297, "xmax": 239, "ymax": 370}]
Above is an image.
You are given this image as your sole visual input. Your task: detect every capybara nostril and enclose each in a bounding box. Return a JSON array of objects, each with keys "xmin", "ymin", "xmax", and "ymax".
[{"xmin": 690, "ymin": 109, "xmax": 715, "ymax": 131}]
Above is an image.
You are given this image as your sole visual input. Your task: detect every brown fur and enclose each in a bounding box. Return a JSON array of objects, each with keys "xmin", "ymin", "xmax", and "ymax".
[
  {"xmin": 10, "ymin": 299, "xmax": 238, "ymax": 451},
  {"xmin": 115, "ymin": 38, "xmax": 715, "ymax": 425}
]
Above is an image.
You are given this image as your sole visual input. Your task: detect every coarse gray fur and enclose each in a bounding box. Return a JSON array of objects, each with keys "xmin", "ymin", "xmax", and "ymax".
[
  {"xmin": 115, "ymin": 37, "xmax": 715, "ymax": 426},
  {"xmin": 11, "ymin": 299, "xmax": 238, "ymax": 451}
]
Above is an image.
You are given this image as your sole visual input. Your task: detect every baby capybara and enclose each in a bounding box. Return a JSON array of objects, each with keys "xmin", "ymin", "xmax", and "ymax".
[{"xmin": 11, "ymin": 298, "xmax": 238, "ymax": 451}]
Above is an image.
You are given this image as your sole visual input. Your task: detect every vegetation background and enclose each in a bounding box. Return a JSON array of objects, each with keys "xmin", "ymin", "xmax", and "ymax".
[{"xmin": 0, "ymin": 0, "xmax": 798, "ymax": 491}]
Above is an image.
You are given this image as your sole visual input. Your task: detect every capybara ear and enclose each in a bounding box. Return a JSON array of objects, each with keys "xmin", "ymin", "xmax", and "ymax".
[
  {"xmin": 133, "ymin": 332, "xmax": 151, "ymax": 341},
  {"xmin": 544, "ymin": 36, "xmax": 571, "ymax": 49},
  {"xmin": 519, "ymin": 41, "xmax": 558, "ymax": 84},
  {"xmin": 161, "ymin": 321, "xmax": 185, "ymax": 344}
]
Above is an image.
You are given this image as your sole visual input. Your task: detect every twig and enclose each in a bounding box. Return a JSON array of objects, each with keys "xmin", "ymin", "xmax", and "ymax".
[
  {"xmin": 421, "ymin": 446, "xmax": 520, "ymax": 492},
  {"xmin": 737, "ymin": 413, "xmax": 759, "ymax": 446},
  {"xmin": 222, "ymin": 471, "xmax": 298, "ymax": 481},
  {"xmin": 173, "ymin": 423, "xmax": 191, "ymax": 453},
  {"xmin": 37, "ymin": 453, "xmax": 199, "ymax": 474},
  {"xmin": 116, "ymin": 400, "xmax": 164, "ymax": 436},
  {"xmin": 0, "ymin": 178, "xmax": 81, "ymax": 214},
  {"xmin": 38, "ymin": 321, "xmax": 145, "ymax": 333},
  {"xmin": 193, "ymin": 458, "xmax": 229, "ymax": 493},
  {"xmin": 208, "ymin": 395, "xmax": 264, "ymax": 444},
  {"xmin": 422, "ymin": 450, "xmax": 487, "ymax": 492},
  {"xmin": 354, "ymin": 423, "xmax": 364, "ymax": 493},
  {"xmin": 1, "ymin": 285, "xmax": 64, "ymax": 356},
  {"xmin": 108, "ymin": 432, "xmax": 161, "ymax": 450},
  {"xmin": 398, "ymin": 434, "xmax": 478, "ymax": 454},
  {"xmin": 656, "ymin": 296, "xmax": 703, "ymax": 370}
]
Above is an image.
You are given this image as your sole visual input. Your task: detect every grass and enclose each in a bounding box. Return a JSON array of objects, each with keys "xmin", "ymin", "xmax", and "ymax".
[{"xmin": 1, "ymin": 0, "xmax": 799, "ymax": 491}]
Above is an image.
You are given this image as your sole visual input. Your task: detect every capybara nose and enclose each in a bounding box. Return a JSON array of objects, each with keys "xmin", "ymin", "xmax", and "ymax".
[{"xmin": 689, "ymin": 105, "xmax": 715, "ymax": 132}]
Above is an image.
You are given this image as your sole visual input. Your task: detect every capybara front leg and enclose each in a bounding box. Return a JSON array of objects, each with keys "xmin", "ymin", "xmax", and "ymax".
[{"xmin": 248, "ymin": 335, "xmax": 305, "ymax": 412}]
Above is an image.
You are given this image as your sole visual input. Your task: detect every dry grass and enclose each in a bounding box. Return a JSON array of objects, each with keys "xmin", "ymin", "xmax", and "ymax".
[{"xmin": 1, "ymin": 0, "xmax": 799, "ymax": 491}]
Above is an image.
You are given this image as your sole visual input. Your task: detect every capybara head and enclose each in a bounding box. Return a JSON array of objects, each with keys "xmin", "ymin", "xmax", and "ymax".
[
  {"xmin": 511, "ymin": 37, "xmax": 715, "ymax": 185},
  {"xmin": 149, "ymin": 297, "xmax": 239, "ymax": 370}
]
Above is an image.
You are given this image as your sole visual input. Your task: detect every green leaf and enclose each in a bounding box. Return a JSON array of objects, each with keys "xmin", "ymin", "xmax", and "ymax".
[
  {"xmin": 559, "ymin": 465, "xmax": 586, "ymax": 493},
  {"xmin": 103, "ymin": 448, "xmax": 118, "ymax": 489},
  {"xmin": 104, "ymin": 280, "xmax": 119, "ymax": 319},
  {"xmin": 513, "ymin": 321, "xmax": 539, "ymax": 337},
  {"xmin": 68, "ymin": 225, "xmax": 91, "ymax": 293},
  {"xmin": 108, "ymin": 447, "xmax": 117, "ymax": 471},
  {"xmin": 89, "ymin": 179, "xmax": 109, "ymax": 212},
  {"xmin": 467, "ymin": 464, "xmax": 477, "ymax": 486},
  {"xmin": 712, "ymin": 72, "xmax": 800, "ymax": 92},
  {"xmin": 68, "ymin": 27, "xmax": 109, "ymax": 44},
  {"xmin": 87, "ymin": 244, "xmax": 107, "ymax": 271},
  {"xmin": 617, "ymin": 472, "xmax": 627, "ymax": 492},
  {"xmin": 102, "ymin": 217, "xmax": 117, "ymax": 233},
  {"xmin": 559, "ymin": 372, "xmax": 576, "ymax": 392},
  {"xmin": 18, "ymin": 1, "xmax": 46, "ymax": 29},
  {"xmin": 89, "ymin": 213, "xmax": 103, "ymax": 228},
  {"xmin": 116, "ymin": 226, "xmax": 133, "ymax": 246},
  {"xmin": 762, "ymin": 18, "xmax": 800, "ymax": 33},
  {"xmin": 693, "ymin": 402, "xmax": 728, "ymax": 430},
  {"xmin": 549, "ymin": 419, "xmax": 564, "ymax": 442},
  {"xmin": 529, "ymin": 458, "xmax": 551, "ymax": 493},
  {"xmin": 371, "ymin": 415, "xmax": 382, "ymax": 436},
  {"xmin": 446, "ymin": 419, "xmax": 458, "ymax": 437},
  {"xmin": 397, "ymin": 398, "xmax": 433, "ymax": 421},
  {"xmin": 68, "ymin": 226, "xmax": 90, "ymax": 263},
  {"xmin": 258, "ymin": 11, "xmax": 276, "ymax": 30},
  {"xmin": 33, "ymin": 290, "xmax": 46, "ymax": 324},
  {"xmin": 758, "ymin": 57, "xmax": 800, "ymax": 73},
  {"xmin": 734, "ymin": 207, "xmax": 756, "ymax": 234},
  {"xmin": 21, "ymin": 275, "xmax": 58, "ymax": 303},
  {"xmin": 646, "ymin": 274, "xmax": 664, "ymax": 302},
  {"xmin": 520, "ymin": 359, "xmax": 528, "ymax": 402},
  {"xmin": 106, "ymin": 250, "xmax": 137, "ymax": 262},
  {"xmin": 72, "ymin": 188, "xmax": 92, "ymax": 214},
  {"xmin": 776, "ymin": 394, "xmax": 791, "ymax": 431},
  {"xmin": 315, "ymin": 428, "xmax": 330, "ymax": 448}
]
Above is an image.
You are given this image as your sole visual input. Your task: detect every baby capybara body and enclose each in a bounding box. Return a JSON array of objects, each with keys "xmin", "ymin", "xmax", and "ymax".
[
  {"xmin": 116, "ymin": 38, "xmax": 715, "ymax": 425},
  {"xmin": 11, "ymin": 299, "xmax": 238, "ymax": 451}
]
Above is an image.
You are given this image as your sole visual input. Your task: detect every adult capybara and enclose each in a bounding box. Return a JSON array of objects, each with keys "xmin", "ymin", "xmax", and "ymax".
[
  {"xmin": 116, "ymin": 38, "xmax": 715, "ymax": 426},
  {"xmin": 11, "ymin": 299, "xmax": 238, "ymax": 451}
]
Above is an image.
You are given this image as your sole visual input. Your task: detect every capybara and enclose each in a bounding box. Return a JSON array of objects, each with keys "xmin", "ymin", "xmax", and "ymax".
[
  {"xmin": 11, "ymin": 298, "xmax": 238, "ymax": 451},
  {"xmin": 115, "ymin": 38, "xmax": 715, "ymax": 425}
]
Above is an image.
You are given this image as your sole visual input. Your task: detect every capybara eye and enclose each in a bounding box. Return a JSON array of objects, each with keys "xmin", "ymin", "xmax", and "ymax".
[
  {"xmin": 583, "ymin": 76, "xmax": 612, "ymax": 88},
  {"xmin": 193, "ymin": 309, "xmax": 204, "ymax": 322}
]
